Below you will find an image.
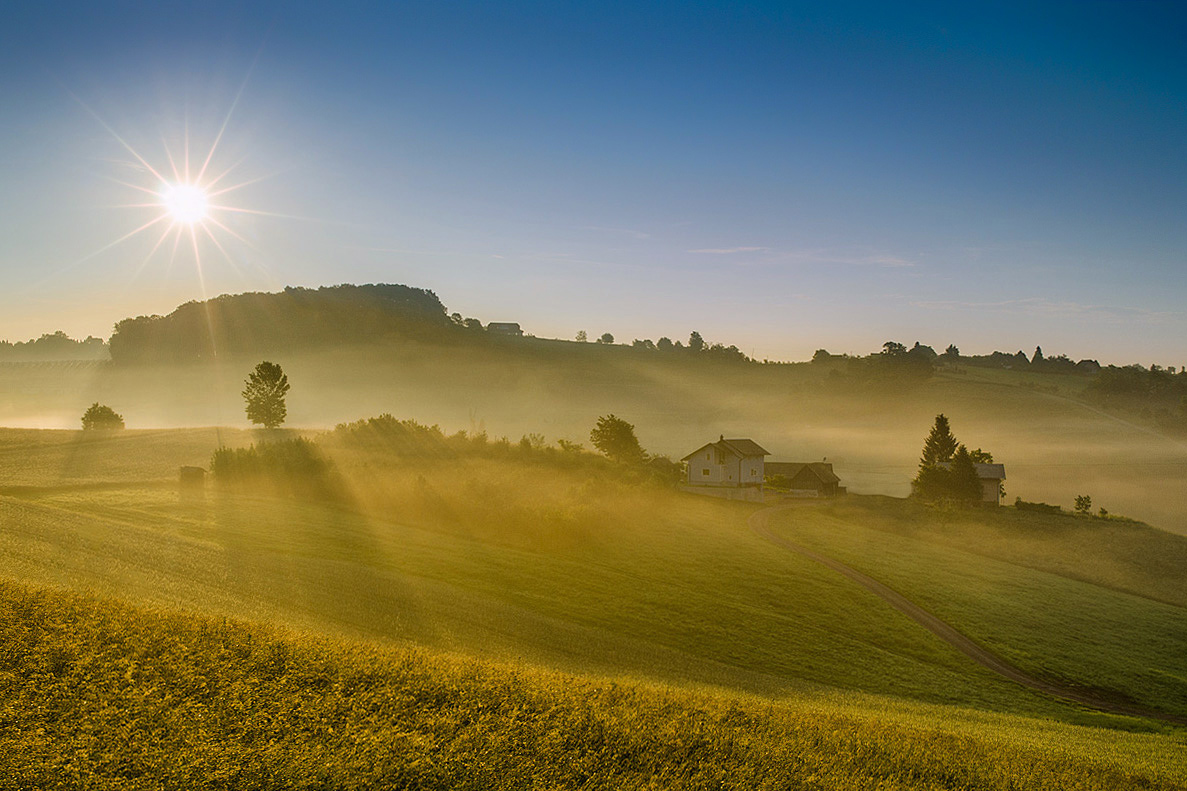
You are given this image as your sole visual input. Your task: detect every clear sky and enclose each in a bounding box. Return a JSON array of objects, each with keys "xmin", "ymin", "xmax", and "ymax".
[{"xmin": 1, "ymin": 1, "xmax": 1184, "ymax": 364}]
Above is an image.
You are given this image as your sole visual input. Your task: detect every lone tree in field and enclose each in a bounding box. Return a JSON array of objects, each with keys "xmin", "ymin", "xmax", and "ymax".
[
  {"xmin": 242, "ymin": 361, "xmax": 290, "ymax": 429},
  {"xmin": 81, "ymin": 403, "xmax": 124, "ymax": 431},
  {"xmin": 589, "ymin": 414, "xmax": 646, "ymax": 465}
]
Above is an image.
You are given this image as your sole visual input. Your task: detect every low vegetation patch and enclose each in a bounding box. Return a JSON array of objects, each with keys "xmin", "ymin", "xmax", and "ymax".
[
  {"xmin": 1014, "ymin": 497, "xmax": 1065, "ymax": 514},
  {"xmin": 209, "ymin": 437, "xmax": 345, "ymax": 501}
]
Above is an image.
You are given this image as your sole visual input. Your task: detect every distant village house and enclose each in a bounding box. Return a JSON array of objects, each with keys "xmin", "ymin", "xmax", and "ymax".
[{"xmin": 487, "ymin": 322, "xmax": 524, "ymax": 336}]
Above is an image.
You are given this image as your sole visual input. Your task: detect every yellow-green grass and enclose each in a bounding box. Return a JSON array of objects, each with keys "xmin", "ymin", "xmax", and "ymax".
[
  {"xmin": 764, "ymin": 498, "xmax": 1187, "ymax": 720},
  {"xmin": 2, "ymin": 339, "xmax": 1185, "ymax": 535},
  {"xmin": 3, "ymin": 579, "xmax": 1185, "ymax": 790},
  {"xmin": 2, "ymin": 428, "xmax": 1185, "ymax": 731}
]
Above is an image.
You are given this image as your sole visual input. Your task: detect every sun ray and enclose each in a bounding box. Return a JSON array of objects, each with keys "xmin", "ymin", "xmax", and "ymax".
[
  {"xmin": 82, "ymin": 213, "xmax": 173, "ymax": 265},
  {"xmin": 163, "ymin": 136, "xmax": 182, "ymax": 183},
  {"xmin": 184, "ymin": 113, "xmax": 191, "ymax": 182},
  {"xmin": 130, "ymin": 221, "xmax": 178, "ymax": 281},
  {"xmin": 67, "ymin": 90, "xmax": 170, "ymax": 184},
  {"xmin": 206, "ymin": 171, "xmax": 279, "ymax": 199},
  {"xmin": 200, "ymin": 223, "xmax": 243, "ymax": 277},
  {"xmin": 210, "ymin": 205, "xmax": 342, "ymax": 224},
  {"xmin": 205, "ymin": 215, "xmax": 256, "ymax": 249},
  {"xmin": 195, "ymin": 49, "xmax": 260, "ymax": 184},
  {"xmin": 104, "ymin": 176, "xmax": 164, "ymax": 197},
  {"xmin": 203, "ymin": 156, "xmax": 247, "ymax": 191},
  {"xmin": 189, "ymin": 225, "xmax": 204, "ymax": 286},
  {"xmin": 164, "ymin": 224, "xmax": 184, "ymax": 280}
]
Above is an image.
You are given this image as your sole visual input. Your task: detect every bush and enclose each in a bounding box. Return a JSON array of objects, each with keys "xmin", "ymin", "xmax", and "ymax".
[
  {"xmin": 81, "ymin": 403, "xmax": 125, "ymax": 431},
  {"xmin": 1014, "ymin": 497, "xmax": 1063, "ymax": 515},
  {"xmin": 210, "ymin": 438, "xmax": 343, "ymax": 501}
]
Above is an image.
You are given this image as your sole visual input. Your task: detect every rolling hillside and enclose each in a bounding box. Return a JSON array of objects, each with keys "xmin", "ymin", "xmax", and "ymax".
[{"xmin": 1, "ymin": 427, "xmax": 1185, "ymax": 786}]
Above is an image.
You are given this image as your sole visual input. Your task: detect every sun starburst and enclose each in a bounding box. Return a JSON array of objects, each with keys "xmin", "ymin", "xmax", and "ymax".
[{"xmin": 69, "ymin": 84, "xmax": 291, "ymax": 292}]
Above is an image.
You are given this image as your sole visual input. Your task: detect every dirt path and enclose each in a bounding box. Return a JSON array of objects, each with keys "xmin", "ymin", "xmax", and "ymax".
[{"xmin": 750, "ymin": 505, "xmax": 1187, "ymax": 726}]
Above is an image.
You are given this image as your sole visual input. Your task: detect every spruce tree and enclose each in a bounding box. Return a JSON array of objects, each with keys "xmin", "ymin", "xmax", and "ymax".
[
  {"xmin": 920, "ymin": 413, "xmax": 958, "ymax": 466},
  {"xmin": 950, "ymin": 444, "xmax": 983, "ymax": 503}
]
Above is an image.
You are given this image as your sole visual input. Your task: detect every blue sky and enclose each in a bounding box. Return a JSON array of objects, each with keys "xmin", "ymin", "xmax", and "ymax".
[{"xmin": 1, "ymin": 1, "xmax": 1185, "ymax": 363}]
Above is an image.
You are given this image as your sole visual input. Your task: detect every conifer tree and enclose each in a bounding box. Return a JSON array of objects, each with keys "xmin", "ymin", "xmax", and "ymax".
[
  {"xmin": 950, "ymin": 444, "xmax": 983, "ymax": 503},
  {"xmin": 919, "ymin": 413, "xmax": 958, "ymax": 466}
]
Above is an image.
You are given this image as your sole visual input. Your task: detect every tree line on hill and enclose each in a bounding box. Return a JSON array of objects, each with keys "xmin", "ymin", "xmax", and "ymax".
[
  {"xmin": 1085, "ymin": 363, "xmax": 1187, "ymax": 433},
  {"xmin": 0, "ymin": 331, "xmax": 108, "ymax": 361},
  {"xmin": 9, "ymin": 283, "xmax": 1182, "ymax": 422}
]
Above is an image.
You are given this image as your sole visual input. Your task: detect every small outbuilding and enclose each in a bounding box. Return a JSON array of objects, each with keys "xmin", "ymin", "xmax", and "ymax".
[
  {"xmin": 765, "ymin": 462, "xmax": 844, "ymax": 498},
  {"xmin": 974, "ymin": 463, "xmax": 1006, "ymax": 506}
]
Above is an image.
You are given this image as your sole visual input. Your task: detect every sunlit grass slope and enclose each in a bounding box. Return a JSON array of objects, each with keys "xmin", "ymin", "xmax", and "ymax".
[
  {"xmin": 2, "ymin": 427, "xmax": 1185, "ymax": 730},
  {"xmin": 765, "ymin": 498, "xmax": 1187, "ymax": 720},
  {"xmin": 3, "ymin": 579, "xmax": 1185, "ymax": 790}
]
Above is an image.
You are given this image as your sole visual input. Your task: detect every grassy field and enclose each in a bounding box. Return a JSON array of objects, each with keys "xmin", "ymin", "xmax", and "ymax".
[
  {"xmin": 1, "ymin": 426, "xmax": 1185, "ymax": 786},
  {"xmin": 3, "ymin": 578, "xmax": 1185, "ymax": 790},
  {"xmin": 2, "ymin": 338, "xmax": 1185, "ymax": 536}
]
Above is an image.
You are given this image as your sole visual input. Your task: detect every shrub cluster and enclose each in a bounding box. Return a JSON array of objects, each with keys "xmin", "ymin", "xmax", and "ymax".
[
  {"xmin": 1014, "ymin": 498, "xmax": 1063, "ymax": 515},
  {"xmin": 209, "ymin": 438, "xmax": 343, "ymax": 501}
]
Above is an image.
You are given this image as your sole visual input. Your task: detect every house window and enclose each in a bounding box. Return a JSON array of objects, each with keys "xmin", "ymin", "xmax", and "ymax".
[
  {"xmin": 750, "ymin": 468, "xmax": 757, "ymax": 476},
  {"xmin": 701, "ymin": 468, "xmax": 710, "ymax": 476}
]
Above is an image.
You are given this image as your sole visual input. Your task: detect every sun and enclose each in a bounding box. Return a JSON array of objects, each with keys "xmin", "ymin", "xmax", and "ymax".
[
  {"xmin": 160, "ymin": 183, "xmax": 210, "ymax": 224},
  {"xmin": 67, "ymin": 87, "xmax": 288, "ymax": 285}
]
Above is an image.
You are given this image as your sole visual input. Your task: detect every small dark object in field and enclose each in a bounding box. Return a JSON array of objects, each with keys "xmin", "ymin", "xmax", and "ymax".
[{"xmin": 179, "ymin": 466, "xmax": 206, "ymax": 501}]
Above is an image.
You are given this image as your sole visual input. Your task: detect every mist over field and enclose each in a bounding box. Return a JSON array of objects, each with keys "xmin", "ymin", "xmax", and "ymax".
[{"xmin": 2, "ymin": 308, "xmax": 1184, "ymax": 535}]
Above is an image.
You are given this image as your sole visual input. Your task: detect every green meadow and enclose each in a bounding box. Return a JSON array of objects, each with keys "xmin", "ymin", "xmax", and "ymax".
[{"xmin": 1, "ymin": 425, "xmax": 1185, "ymax": 786}]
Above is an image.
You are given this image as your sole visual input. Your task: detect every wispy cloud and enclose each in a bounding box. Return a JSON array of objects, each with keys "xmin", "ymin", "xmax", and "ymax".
[
  {"xmin": 911, "ymin": 297, "xmax": 1182, "ymax": 324},
  {"xmin": 582, "ymin": 225, "xmax": 651, "ymax": 240},
  {"xmin": 687, "ymin": 246, "xmax": 769, "ymax": 254},
  {"xmin": 778, "ymin": 249, "xmax": 917, "ymax": 268}
]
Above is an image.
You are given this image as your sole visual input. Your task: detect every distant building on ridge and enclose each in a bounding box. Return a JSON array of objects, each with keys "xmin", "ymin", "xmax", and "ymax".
[{"xmin": 487, "ymin": 322, "xmax": 524, "ymax": 336}]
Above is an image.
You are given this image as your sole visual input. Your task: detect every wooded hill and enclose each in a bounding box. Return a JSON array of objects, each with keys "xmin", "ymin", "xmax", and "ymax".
[{"xmin": 108, "ymin": 284, "xmax": 452, "ymax": 363}]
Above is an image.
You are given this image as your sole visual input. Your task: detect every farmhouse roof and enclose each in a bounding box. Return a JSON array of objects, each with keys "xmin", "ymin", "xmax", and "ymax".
[
  {"xmin": 974, "ymin": 463, "xmax": 1006, "ymax": 480},
  {"xmin": 719, "ymin": 438, "xmax": 770, "ymax": 457},
  {"xmin": 680, "ymin": 437, "xmax": 770, "ymax": 461},
  {"xmin": 937, "ymin": 462, "xmax": 1006, "ymax": 480},
  {"xmin": 766, "ymin": 461, "xmax": 840, "ymax": 484}
]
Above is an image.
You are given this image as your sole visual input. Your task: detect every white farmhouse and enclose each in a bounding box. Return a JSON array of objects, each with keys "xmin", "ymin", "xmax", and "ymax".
[{"xmin": 681, "ymin": 436, "xmax": 770, "ymax": 492}]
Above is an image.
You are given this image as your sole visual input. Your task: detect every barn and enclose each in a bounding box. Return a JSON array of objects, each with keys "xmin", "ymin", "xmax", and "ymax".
[{"xmin": 764, "ymin": 462, "xmax": 843, "ymax": 497}]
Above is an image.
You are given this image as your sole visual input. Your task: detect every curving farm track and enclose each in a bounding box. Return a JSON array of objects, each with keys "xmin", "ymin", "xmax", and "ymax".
[{"xmin": 750, "ymin": 505, "xmax": 1187, "ymax": 726}]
